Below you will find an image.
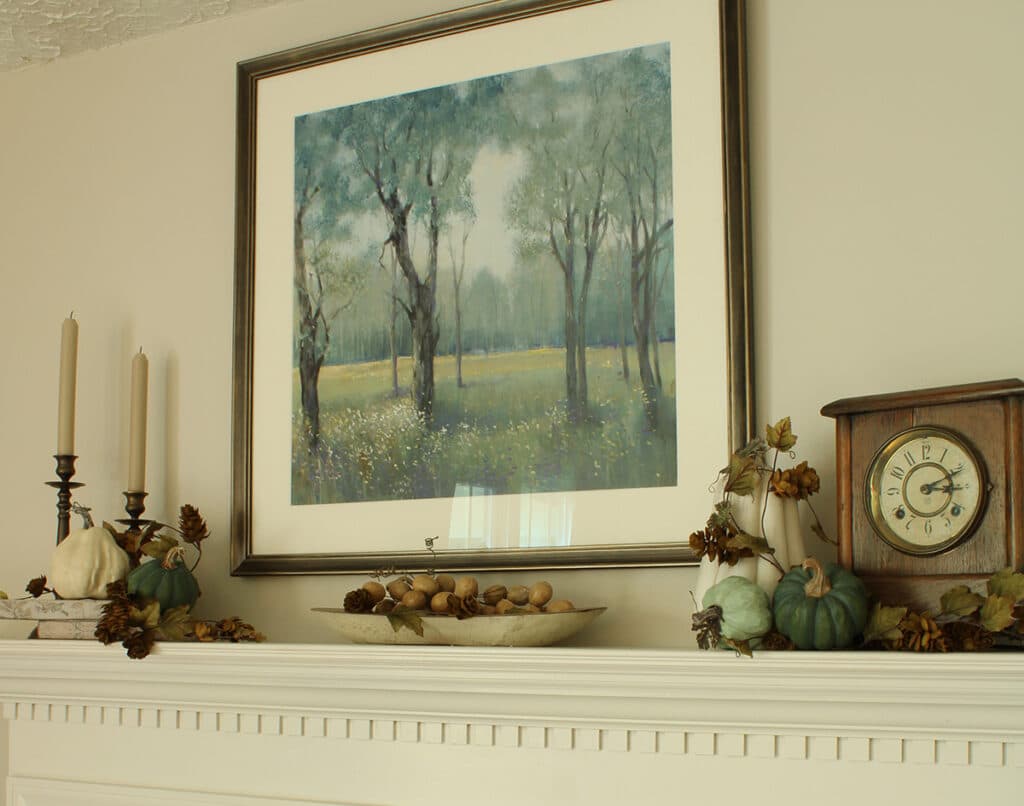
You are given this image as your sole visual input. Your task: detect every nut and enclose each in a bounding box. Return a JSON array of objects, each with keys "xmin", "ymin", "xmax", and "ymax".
[
  {"xmin": 435, "ymin": 574, "xmax": 456, "ymax": 593},
  {"xmin": 507, "ymin": 585, "xmax": 529, "ymax": 605},
  {"xmin": 387, "ymin": 579, "xmax": 411, "ymax": 601},
  {"xmin": 373, "ymin": 599, "xmax": 396, "ymax": 615},
  {"xmin": 495, "ymin": 599, "xmax": 517, "ymax": 615},
  {"xmin": 400, "ymin": 589, "xmax": 428, "ymax": 610},
  {"xmin": 479, "ymin": 604, "xmax": 497, "ymax": 615},
  {"xmin": 431, "ymin": 591, "xmax": 456, "ymax": 614},
  {"xmin": 362, "ymin": 581, "xmax": 386, "ymax": 604},
  {"xmin": 412, "ymin": 574, "xmax": 440, "ymax": 597},
  {"xmin": 453, "ymin": 576, "xmax": 479, "ymax": 599},
  {"xmin": 528, "ymin": 581, "xmax": 553, "ymax": 607},
  {"xmin": 482, "ymin": 584, "xmax": 508, "ymax": 605},
  {"xmin": 547, "ymin": 599, "xmax": 575, "ymax": 613}
]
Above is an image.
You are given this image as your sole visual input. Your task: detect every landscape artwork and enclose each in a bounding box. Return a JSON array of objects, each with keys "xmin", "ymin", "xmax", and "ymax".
[{"xmin": 291, "ymin": 43, "xmax": 676, "ymax": 507}]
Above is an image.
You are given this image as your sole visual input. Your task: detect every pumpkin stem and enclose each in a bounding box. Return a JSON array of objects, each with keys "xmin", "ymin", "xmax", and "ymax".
[
  {"xmin": 802, "ymin": 557, "xmax": 832, "ymax": 598},
  {"xmin": 162, "ymin": 545, "xmax": 187, "ymax": 570},
  {"xmin": 71, "ymin": 502, "xmax": 94, "ymax": 529}
]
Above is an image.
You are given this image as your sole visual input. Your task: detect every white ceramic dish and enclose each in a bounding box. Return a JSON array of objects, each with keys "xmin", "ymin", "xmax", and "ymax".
[{"xmin": 312, "ymin": 606, "xmax": 606, "ymax": 647}]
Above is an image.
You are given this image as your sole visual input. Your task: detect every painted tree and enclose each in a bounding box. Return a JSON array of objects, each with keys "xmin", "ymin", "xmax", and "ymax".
[
  {"xmin": 609, "ymin": 46, "xmax": 674, "ymax": 430},
  {"xmin": 447, "ymin": 216, "xmax": 474, "ymax": 387},
  {"xmin": 507, "ymin": 61, "xmax": 614, "ymax": 422},
  {"xmin": 341, "ymin": 82, "xmax": 487, "ymax": 420},
  {"xmin": 293, "ymin": 109, "xmax": 363, "ymax": 450}
]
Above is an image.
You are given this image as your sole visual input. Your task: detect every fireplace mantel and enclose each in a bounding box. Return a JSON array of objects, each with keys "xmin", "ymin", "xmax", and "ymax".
[{"xmin": 1, "ymin": 641, "xmax": 1021, "ymax": 804}]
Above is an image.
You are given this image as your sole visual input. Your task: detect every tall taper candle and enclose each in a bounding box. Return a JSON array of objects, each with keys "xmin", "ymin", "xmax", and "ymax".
[
  {"xmin": 127, "ymin": 348, "xmax": 149, "ymax": 492},
  {"xmin": 56, "ymin": 314, "xmax": 79, "ymax": 455}
]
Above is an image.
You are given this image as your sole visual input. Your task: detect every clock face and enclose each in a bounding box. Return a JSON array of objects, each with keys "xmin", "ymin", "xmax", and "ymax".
[{"xmin": 865, "ymin": 426, "xmax": 987, "ymax": 556}]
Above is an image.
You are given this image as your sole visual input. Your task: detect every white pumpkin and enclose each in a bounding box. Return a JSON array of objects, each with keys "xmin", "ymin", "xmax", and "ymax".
[
  {"xmin": 50, "ymin": 511, "xmax": 130, "ymax": 599},
  {"xmin": 693, "ymin": 472, "xmax": 809, "ymax": 604}
]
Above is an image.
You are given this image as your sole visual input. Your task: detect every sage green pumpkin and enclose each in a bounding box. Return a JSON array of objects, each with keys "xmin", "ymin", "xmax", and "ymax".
[
  {"xmin": 702, "ymin": 575, "xmax": 773, "ymax": 642},
  {"xmin": 772, "ymin": 558, "xmax": 868, "ymax": 649},
  {"xmin": 126, "ymin": 549, "xmax": 200, "ymax": 611}
]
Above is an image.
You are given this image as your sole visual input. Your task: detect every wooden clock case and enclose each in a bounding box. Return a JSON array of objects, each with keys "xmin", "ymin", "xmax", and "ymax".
[{"xmin": 821, "ymin": 379, "xmax": 1024, "ymax": 610}]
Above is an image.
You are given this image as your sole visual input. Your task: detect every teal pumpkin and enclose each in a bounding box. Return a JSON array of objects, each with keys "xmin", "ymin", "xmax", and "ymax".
[
  {"xmin": 702, "ymin": 575, "xmax": 773, "ymax": 642},
  {"xmin": 772, "ymin": 558, "xmax": 868, "ymax": 649},
  {"xmin": 127, "ymin": 548, "xmax": 200, "ymax": 611}
]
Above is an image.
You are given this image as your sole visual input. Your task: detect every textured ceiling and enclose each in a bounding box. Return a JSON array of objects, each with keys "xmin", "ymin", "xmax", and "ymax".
[{"xmin": 0, "ymin": 0, "xmax": 300, "ymax": 72}]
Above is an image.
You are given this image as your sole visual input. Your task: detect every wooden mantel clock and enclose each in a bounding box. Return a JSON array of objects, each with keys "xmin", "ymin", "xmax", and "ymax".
[{"xmin": 821, "ymin": 379, "xmax": 1024, "ymax": 610}]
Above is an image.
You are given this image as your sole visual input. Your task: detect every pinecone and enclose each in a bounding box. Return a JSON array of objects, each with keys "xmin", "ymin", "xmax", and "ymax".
[
  {"xmin": 900, "ymin": 611, "xmax": 945, "ymax": 652},
  {"xmin": 770, "ymin": 461, "xmax": 820, "ymax": 500},
  {"xmin": 759, "ymin": 630, "xmax": 796, "ymax": 651},
  {"xmin": 178, "ymin": 505, "xmax": 210, "ymax": 546},
  {"xmin": 343, "ymin": 588, "xmax": 375, "ymax": 613},
  {"xmin": 942, "ymin": 620, "xmax": 995, "ymax": 651},
  {"xmin": 123, "ymin": 630, "xmax": 156, "ymax": 659},
  {"xmin": 95, "ymin": 599, "xmax": 132, "ymax": 644},
  {"xmin": 25, "ymin": 575, "xmax": 49, "ymax": 598}
]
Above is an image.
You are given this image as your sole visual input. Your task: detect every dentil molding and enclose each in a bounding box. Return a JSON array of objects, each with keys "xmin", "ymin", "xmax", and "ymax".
[{"xmin": 0, "ymin": 640, "xmax": 1022, "ymax": 768}]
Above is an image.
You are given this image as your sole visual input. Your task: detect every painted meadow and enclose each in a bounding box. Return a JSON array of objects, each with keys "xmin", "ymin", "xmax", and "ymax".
[{"xmin": 292, "ymin": 44, "xmax": 677, "ymax": 506}]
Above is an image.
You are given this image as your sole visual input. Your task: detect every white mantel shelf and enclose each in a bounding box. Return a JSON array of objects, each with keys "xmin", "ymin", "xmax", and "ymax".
[
  {"xmin": 1, "ymin": 640, "xmax": 1022, "ymax": 754},
  {"xmin": 1, "ymin": 641, "xmax": 1022, "ymax": 804}
]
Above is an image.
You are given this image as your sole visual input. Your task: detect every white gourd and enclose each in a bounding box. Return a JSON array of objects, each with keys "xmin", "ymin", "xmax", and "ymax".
[
  {"xmin": 692, "ymin": 470, "xmax": 809, "ymax": 605},
  {"xmin": 49, "ymin": 508, "xmax": 130, "ymax": 599}
]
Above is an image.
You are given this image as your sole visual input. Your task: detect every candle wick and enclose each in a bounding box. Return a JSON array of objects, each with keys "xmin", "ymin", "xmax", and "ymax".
[
  {"xmin": 70, "ymin": 311, "xmax": 75, "ymax": 319},
  {"xmin": 138, "ymin": 346, "xmax": 143, "ymax": 354}
]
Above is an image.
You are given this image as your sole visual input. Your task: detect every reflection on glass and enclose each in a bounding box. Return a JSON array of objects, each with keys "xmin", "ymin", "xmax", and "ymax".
[{"xmin": 448, "ymin": 484, "xmax": 574, "ymax": 550}]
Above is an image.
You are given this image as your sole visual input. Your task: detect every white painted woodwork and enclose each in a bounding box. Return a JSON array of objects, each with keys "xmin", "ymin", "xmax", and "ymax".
[{"xmin": 0, "ymin": 641, "xmax": 1021, "ymax": 804}]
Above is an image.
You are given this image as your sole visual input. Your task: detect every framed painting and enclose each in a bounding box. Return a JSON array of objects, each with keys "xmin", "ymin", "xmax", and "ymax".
[{"xmin": 231, "ymin": 0, "xmax": 754, "ymax": 574}]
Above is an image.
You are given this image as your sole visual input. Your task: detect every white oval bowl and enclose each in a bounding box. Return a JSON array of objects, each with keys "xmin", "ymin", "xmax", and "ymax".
[{"xmin": 312, "ymin": 606, "xmax": 606, "ymax": 647}]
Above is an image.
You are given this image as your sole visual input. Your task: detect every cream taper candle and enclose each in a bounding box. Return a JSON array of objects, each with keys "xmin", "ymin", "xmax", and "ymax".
[
  {"xmin": 127, "ymin": 348, "xmax": 149, "ymax": 492},
  {"xmin": 56, "ymin": 314, "xmax": 78, "ymax": 455}
]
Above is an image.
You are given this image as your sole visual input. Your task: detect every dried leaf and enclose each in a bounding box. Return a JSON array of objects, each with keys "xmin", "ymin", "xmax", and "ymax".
[
  {"xmin": 726, "ymin": 531, "xmax": 773, "ymax": 556},
  {"xmin": 386, "ymin": 606, "xmax": 424, "ymax": 637},
  {"xmin": 156, "ymin": 605, "xmax": 193, "ymax": 642},
  {"xmin": 25, "ymin": 575, "xmax": 49, "ymax": 598},
  {"xmin": 979, "ymin": 595, "xmax": 1016, "ymax": 633},
  {"xmin": 720, "ymin": 637, "xmax": 754, "ymax": 657},
  {"xmin": 863, "ymin": 603, "xmax": 907, "ymax": 644},
  {"xmin": 766, "ymin": 417, "xmax": 797, "ymax": 452},
  {"xmin": 141, "ymin": 534, "xmax": 179, "ymax": 561},
  {"xmin": 987, "ymin": 567, "xmax": 1024, "ymax": 602},
  {"xmin": 129, "ymin": 601, "xmax": 161, "ymax": 631},
  {"xmin": 939, "ymin": 585, "xmax": 985, "ymax": 617},
  {"xmin": 709, "ymin": 501, "xmax": 733, "ymax": 529},
  {"xmin": 723, "ymin": 454, "xmax": 759, "ymax": 497}
]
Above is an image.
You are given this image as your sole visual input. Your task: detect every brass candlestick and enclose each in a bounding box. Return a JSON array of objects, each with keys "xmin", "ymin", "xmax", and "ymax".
[
  {"xmin": 117, "ymin": 490, "xmax": 152, "ymax": 534},
  {"xmin": 46, "ymin": 454, "xmax": 84, "ymax": 544}
]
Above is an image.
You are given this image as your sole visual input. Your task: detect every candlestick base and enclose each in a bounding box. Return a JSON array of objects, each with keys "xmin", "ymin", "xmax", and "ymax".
[
  {"xmin": 116, "ymin": 490, "xmax": 152, "ymax": 534},
  {"xmin": 46, "ymin": 454, "xmax": 84, "ymax": 544}
]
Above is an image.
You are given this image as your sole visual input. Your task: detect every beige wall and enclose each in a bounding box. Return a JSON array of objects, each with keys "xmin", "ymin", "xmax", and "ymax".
[{"xmin": 0, "ymin": 0, "xmax": 1020, "ymax": 647}]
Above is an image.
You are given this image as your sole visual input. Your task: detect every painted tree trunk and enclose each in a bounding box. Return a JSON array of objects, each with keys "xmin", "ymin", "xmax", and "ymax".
[{"xmin": 294, "ymin": 202, "xmax": 322, "ymax": 451}]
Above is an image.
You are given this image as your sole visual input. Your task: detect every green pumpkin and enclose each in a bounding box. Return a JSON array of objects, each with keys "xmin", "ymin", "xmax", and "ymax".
[
  {"xmin": 127, "ymin": 547, "xmax": 200, "ymax": 611},
  {"xmin": 701, "ymin": 575, "xmax": 773, "ymax": 642},
  {"xmin": 773, "ymin": 558, "xmax": 868, "ymax": 649}
]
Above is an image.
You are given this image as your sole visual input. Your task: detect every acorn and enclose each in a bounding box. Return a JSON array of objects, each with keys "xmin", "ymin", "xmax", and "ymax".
[
  {"xmin": 412, "ymin": 574, "xmax": 440, "ymax": 598},
  {"xmin": 387, "ymin": 579, "xmax": 412, "ymax": 601},
  {"xmin": 453, "ymin": 576, "xmax": 479, "ymax": 599},
  {"xmin": 482, "ymin": 584, "xmax": 508, "ymax": 605},
  {"xmin": 507, "ymin": 585, "xmax": 530, "ymax": 605},
  {"xmin": 528, "ymin": 581, "xmax": 553, "ymax": 607},
  {"xmin": 495, "ymin": 599, "xmax": 517, "ymax": 615},
  {"xmin": 400, "ymin": 589, "xmax": 428, "ymax": 610},
  {"xmin": 435, "ymin": 574, "xmax": 456, "ymax": 593},
  {"xmin": 431, "ymin": 591, "xmax": 456, "ymax": 614},
  {"xmin": 373, "ymin": 599, "xmax": 396, "ymax": 615},
  {"xmin": 362, "ymin": 580, "xmax": 386, "ymax": 604}
]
